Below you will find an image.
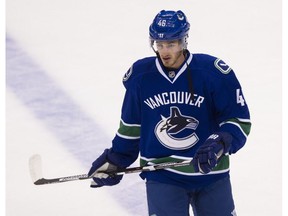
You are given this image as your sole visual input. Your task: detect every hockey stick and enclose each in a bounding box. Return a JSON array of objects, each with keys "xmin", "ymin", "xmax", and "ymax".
[{"xmin": 29, "ymin": 154, "xmax": 191, "ymax": 185}]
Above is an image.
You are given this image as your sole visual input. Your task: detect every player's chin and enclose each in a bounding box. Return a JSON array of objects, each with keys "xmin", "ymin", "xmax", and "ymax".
[{"xmin": 162, "ymin": 59, "xmax": 172, "ymax": 67}]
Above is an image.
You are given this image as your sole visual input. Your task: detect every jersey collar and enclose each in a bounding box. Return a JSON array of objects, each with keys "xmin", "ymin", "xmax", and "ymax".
[{"xmin": 155, "ymin": 52, "xmax": 193, "ymax": 84}]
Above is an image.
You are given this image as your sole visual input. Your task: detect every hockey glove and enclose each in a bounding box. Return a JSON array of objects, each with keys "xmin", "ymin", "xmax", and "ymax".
[
  {"xmin": 88, "ymin": 149, "xmax": 123, "ymax": 188},
  {"xmin": 191, "ymin": 132, "xmax": 232, "ymax": 174}
]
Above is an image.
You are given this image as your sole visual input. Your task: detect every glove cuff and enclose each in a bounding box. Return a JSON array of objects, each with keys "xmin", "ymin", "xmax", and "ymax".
[
  {"xmin": 207, "ymin": 132, "xmax": 232, "ymax": 154},
  {"xmin": 105, "ymin": 148, "xmax": 127, "ymax": 169}
]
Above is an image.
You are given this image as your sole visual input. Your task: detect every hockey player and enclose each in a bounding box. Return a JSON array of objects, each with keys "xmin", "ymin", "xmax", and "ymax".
[{"xmin": 88, "ymin": 10, "xmax": 251, "ymax": 216}]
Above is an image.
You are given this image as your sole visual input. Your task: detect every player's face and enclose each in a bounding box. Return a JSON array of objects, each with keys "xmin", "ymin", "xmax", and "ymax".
[{"xmin": 156, "ymin": 40, "xmax": 185, "ymax": 69}]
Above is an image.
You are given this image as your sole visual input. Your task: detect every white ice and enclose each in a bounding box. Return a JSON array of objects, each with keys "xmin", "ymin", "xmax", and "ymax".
[{"xmin": 6, "ymin": 0, "xmax": 282, "ymax": 215}]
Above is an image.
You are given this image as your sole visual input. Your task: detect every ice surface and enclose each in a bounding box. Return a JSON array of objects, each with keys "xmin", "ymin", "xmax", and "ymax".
[{"xmin": 6, "ymin": 0, "xmax": 282, "ymax": 215}]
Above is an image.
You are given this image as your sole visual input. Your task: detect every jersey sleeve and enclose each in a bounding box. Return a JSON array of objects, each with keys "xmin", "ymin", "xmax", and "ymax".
[
  {"xmin": 109, "ymin": 64, "xmax": 142, "ymax": 167},
  {"xmin": 210, "ymin": 58, "xmax": 252, "ymax": 154}
]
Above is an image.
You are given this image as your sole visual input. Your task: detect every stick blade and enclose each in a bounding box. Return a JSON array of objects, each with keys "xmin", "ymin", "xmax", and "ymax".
[{"xmin": 29, "ymin": 154, "xmax": 43, "ymax": 184}]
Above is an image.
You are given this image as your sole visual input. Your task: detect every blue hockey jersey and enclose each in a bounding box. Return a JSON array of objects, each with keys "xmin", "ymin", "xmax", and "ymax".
[{"xmin": 109, "ymin": 52, "xmax": 251, "ymax": 190}]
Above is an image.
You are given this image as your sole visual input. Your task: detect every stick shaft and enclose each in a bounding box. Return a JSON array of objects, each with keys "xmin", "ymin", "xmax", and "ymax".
[
  {"xmin": 34, "ymin": 174, "xmax": 90, "ymax": 185},
  {"xmin": 30, "ymin": 156, "xmax": 190, "ymax": 185}
]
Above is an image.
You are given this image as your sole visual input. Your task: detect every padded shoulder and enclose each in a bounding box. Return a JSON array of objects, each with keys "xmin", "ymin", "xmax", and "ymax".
[{"xmin": 122, "ymin": 56, "xmax": 156, "ymax": 89}]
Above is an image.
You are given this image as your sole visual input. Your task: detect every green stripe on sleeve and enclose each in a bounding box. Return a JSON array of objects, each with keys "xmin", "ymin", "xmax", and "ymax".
[
  {"xmin": 227, "ymin": 118, "xmax": 252, "ymax": 136},
  {"xmin": 117, "ymin": 121, "xmax": 141, "ymax": 138}
]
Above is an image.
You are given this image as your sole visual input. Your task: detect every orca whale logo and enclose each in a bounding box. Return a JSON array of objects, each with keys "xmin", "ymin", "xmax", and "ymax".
[{"xmin": 155, "ymin": 106, "xmax": 199, "ymax": 150}]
